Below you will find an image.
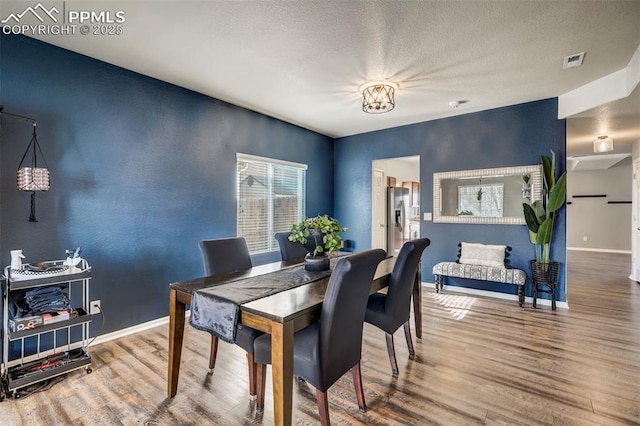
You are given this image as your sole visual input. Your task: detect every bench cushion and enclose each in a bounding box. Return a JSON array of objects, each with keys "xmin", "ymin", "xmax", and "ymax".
[{"xmin": 433, "ymin": 261, "xmax": 525, "ymax": 285}]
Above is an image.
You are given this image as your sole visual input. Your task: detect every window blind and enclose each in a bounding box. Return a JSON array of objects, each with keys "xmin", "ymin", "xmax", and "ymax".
[{"xmin": 237, "ymin": 154, "xmax": 306, "ymax": 254}]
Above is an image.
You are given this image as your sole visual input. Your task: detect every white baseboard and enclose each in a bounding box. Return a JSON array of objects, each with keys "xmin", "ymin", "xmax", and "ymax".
[
  {"xmin": 89, "ymin": 314, "xmax": 175, "ymax": 347},
  {"xmin": 567, "ymin": 247, "xmax": 631, "ymax": 254},
  {"xmin": 421, "ymin": 282, "xmax": 569, "ymax": 309}
]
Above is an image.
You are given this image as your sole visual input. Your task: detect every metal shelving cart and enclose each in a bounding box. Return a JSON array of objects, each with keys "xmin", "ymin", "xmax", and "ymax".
[{"xmin": 1, "ymin": 259, "xmax": 93, "ymax": 400}]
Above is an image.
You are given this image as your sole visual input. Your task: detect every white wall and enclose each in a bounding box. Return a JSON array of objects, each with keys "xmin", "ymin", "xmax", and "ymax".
[
  {"xmin": 376, "ymin": 157, "xmax": 419, "ymax": 185},
  {"xmin": 567, "ymin": 158, "xmax": 632, "ymax": 251}
]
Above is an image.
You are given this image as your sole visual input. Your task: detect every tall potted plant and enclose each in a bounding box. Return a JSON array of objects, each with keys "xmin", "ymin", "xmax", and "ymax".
[
  {"xmin": 522, "ymin": 150, "xmax": 566, "ymax": 309},
  {"xmin": 289, "ymin": 215, "xmax": 346, "ymax": 271}
]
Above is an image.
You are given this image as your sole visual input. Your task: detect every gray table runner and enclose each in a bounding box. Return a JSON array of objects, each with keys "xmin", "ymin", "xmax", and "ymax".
[{"xmin": 189, "ymin": 259, "xmax": 340, "ymax": 343}]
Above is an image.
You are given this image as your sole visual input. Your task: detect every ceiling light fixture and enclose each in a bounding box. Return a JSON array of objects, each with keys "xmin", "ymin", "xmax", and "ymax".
[
  {"xmin": 361, "ymin": 81, "xmax": 397, "ymax": 114},
  {"xmin": 593, "ymin": 136, "xmax": 614, "ymax": 153}
]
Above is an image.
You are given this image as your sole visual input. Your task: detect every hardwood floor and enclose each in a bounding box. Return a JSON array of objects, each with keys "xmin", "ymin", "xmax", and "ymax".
[{"xmin": 1, "ymin": 251, "xmax": 639, "ymax": 425}]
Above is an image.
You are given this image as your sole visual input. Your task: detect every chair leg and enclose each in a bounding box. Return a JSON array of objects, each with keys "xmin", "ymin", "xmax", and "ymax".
[
  {"xmin": 208, "ymin": 335, "xmax": 219, "ymax": 373},
  {"xmin": 403, "ymin": 321, "xmax": 415, "ymax": 358},
  {"xmin": 247, "ymin": 352, "xmax": 257, "ymax": 397},
  {"xmin": 385, "ymin": 332, "xmax": 399, "ymax": 376},
  {"xmin": 351, "ymin": 362, "xmax": 366, "ymax": 413},
  {"xmin": 315, "ymin": 389, "xmax": 331, "ymax": 426},
  {"xmin": 256, "ymin": 363, "xmax": 267, "ymax": 413}
]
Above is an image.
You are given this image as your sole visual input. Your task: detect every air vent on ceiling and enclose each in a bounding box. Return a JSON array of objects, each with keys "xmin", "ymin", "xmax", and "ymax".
[{"xmin": 563, "ymin": 52, "xmax": 585, "ymax": 69}]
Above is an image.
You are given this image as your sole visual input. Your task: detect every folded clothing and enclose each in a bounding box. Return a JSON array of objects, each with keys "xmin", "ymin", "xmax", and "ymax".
[{"xmin": 9, "ymin": 285, "xmax": 71, "ymax": 318}]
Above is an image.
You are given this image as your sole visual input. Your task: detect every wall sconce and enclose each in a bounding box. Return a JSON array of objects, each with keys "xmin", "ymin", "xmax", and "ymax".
[
  {"xmin": 361, "ymin": 81, "xmax": 397, "ymax": 114},
  {"xmin": 0, "ymin": 107, "xmax": 50, "ymax": 222},
  {"xmin": 593, "ymin": 136, "xmax": 614, "ymax": 153}
]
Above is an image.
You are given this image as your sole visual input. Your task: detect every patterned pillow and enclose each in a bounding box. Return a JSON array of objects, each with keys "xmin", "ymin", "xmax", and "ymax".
[{"xmin": 459, "ymin": 242, "xmax": 506, "ymax": 268}]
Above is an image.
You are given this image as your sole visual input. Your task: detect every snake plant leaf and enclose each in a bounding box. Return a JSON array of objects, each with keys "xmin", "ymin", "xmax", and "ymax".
[
  {"xmin": 535, "ymin": 217, "xmax": 553, "ymax": 245},
  {"xmin": 523, "ymin": 203, "xmax": 540, "ymax": 233},
  {"xmin": 547, "ymin": 172, "xmax": 567, "ymax": 213}
]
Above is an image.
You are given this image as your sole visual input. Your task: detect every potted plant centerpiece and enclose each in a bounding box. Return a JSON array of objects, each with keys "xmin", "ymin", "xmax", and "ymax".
[
  {"xmin": 289, "ymin": 215, "xmax": 346, "ymax": 271},
  {"xmin": 522, "ymin": 150, "xmax": 567, "ymax": 309}
]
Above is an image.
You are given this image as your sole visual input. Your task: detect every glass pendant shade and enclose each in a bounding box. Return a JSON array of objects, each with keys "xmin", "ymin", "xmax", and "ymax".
[{"xmin": 593, "ymin": 136, "xmax": 613, "ymax": 153}]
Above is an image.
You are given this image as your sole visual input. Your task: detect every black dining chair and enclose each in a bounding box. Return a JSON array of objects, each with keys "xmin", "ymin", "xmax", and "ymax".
[
  {"xmin": 364, "ymin": 238, "xmax": 430, "ymax": 376},
  {"xmin": 198, "ymin": 237, "xmax": 263, "ymax": 397},
  {"xmin": 253, "ymin": 248, "xmax": 387, "ymax": 425},
  {"xmin": 274, "ymin": 231, "xmax": 308, "ymax": 261}
]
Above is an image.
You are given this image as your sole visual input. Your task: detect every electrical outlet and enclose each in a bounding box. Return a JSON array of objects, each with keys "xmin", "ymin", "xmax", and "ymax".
[
  {"xmin": 582, "ymin": 236, "xmax": 588, "ymax": 242},
  {"xmin": 90, "ymin": 300, "xmax": 101, "ymax": 315}
]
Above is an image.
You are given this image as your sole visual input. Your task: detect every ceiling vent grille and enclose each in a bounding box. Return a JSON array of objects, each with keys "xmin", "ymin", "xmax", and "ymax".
[{"xmin": 563, "ymin": 52, "xmax": 586, "ymax": 69}]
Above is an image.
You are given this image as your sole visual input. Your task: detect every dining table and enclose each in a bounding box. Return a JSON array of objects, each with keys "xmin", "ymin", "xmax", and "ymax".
[{"xmin": 167, "ymin": 254, "xmax": 422, "ymax": 426}]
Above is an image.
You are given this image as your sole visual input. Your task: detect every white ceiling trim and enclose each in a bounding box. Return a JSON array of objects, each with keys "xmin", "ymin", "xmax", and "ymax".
[
  {"xmin": 567, "ymin": 153, "xmax": 631, "ymax": 171},
  {"xmin": 559, "ymin": 43, "xmax": 640, "ymax": 118},
  {"xmin": 626, "ymin": 43, "xmax": 640, "ymax": 94}
]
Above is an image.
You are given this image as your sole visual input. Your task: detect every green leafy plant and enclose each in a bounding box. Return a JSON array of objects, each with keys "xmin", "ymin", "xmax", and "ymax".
[
  {"xmin": 522, "ymin": 150, "xmax": 567, "ymax": 263},
  {"xmin": 288, "ymin": 215, "xmax": 346, "ymax": 256}
]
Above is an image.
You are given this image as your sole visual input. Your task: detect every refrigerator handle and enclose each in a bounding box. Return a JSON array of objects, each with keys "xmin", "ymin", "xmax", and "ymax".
[{"xmin": 399, "ymin": 200, "xmax": 405, "ymax": 231}]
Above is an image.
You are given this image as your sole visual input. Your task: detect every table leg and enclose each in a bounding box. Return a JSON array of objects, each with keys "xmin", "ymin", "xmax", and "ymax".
[
  {"xmin": 271, "ymin": 320, "xmax": 295, "ymax": 426},
  {"xmin": 168, "ymin": 288, "xmax": 186, "ymax": 397},
  {"xmin": 412, "ymin": 266, "xmax": 422, "ymax": 339}
]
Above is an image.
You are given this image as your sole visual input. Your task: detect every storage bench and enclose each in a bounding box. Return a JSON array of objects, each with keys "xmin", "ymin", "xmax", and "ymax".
[{"xmin": 432, "ymin": 242, "xmax": 526, "ymax": 307}]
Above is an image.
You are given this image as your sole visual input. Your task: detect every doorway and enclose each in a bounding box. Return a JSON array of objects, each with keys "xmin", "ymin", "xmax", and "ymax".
[
  {"xmin": 371, "ymin": 156, "xmax": 420, "ymax": 252},
  {"xmin": 633, "ymin": 158, "xmax": 640, "ymax": 281}
]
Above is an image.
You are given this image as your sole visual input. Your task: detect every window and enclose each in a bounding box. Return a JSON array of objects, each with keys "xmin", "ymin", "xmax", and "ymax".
[
  {"xmin": 237, "ymin": 153, "xmax": 306, "ymax": 254},
  {"xmin": 457, "ymin": 183, "xmax": 504, "ymax": 217}
]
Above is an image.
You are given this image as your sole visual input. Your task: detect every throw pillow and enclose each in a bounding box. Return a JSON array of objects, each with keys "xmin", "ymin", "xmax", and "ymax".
[{"xmin": 459, "ymin": 242, "xmax": 506, "ymax": 268}]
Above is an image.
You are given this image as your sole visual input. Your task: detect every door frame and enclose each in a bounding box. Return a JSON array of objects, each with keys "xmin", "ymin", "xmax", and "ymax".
[{"xmin": 631, "ymin": 158, "xmax": 640, "ymax": 281}]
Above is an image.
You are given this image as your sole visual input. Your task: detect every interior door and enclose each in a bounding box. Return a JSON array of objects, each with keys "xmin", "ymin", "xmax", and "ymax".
[
  {"xmin": 372, "ymin": 168, "xmax": 386, "ymax": 250},
  {"xmin": 633, "ymin": 159, "xmax": 640, "ymax": 281}
]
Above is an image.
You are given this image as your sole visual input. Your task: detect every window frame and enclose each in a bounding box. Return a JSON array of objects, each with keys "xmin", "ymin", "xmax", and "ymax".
[{"xmin": 236, "ymin": 153, "xmax": 307, "ymax": 255}]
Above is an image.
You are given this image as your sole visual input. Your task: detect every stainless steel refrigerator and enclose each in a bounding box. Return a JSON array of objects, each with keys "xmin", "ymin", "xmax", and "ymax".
[{"xmin": 387, "ymin": 187, "xmax": 410, "ymax": 255}]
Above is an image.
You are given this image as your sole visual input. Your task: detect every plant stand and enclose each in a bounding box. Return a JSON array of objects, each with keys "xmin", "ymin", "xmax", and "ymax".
[{"xmin": 530, "ymin": 260, "xmax": 560, "ymax": 311}]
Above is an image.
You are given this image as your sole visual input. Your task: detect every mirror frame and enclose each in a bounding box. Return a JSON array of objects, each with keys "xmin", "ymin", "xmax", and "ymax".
[{"xmin": 433, "ymin": 164, "xmax": 543, "ymax": 225}]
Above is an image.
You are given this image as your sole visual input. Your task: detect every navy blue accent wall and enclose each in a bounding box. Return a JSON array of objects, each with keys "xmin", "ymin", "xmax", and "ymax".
[
  {"xmin": 334, "ymin": 99, "xmax": 567, "ymax": 302},
  {"xmin": 0, "ymin": 35, "xmax": 334, "ymax": 335}
]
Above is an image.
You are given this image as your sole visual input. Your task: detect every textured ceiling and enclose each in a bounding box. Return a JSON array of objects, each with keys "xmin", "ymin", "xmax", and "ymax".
[{"xmin": 6, "ymin": 1, "xmax": 640, "ymax": 149}]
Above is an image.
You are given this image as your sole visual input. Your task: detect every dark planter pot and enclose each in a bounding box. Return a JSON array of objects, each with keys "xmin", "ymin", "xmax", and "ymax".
[
  {"xmin": 530, "ymin": 260, "xmax": 560, "ymax": 310},
  {"xmin": 302, "ymin": 229, "xmax": 330, "ymax": 271},
  {"xmin": 304, "ymin": 253, "xmax": 330, "ymax": 271}
]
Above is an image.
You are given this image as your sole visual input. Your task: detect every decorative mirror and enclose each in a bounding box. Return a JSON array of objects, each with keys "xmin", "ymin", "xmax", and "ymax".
[{"xmin": 433, "ymin": 165, "xmax": 542, "ymax": 224}]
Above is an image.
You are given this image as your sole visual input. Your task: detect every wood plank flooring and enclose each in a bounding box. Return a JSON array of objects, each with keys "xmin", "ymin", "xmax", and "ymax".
[{"xmin": 1, "ymin": 251, "xmax": 639, "ymax": 425}]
